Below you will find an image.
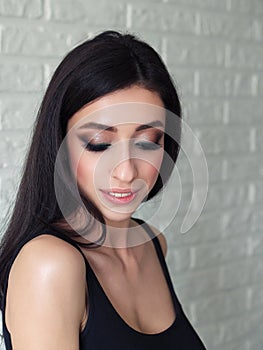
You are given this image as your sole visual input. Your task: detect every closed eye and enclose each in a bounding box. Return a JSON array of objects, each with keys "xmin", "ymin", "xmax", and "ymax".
[
  {"xmin": 135, "ymin": 141, "xmax": 162, "ymax": 150},
  {"xmin": 83, "ymin": 142, "xmax": 111, "ymax": 152}
]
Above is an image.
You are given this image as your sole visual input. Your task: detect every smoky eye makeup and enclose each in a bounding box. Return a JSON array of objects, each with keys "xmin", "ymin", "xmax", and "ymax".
[
  {"xmin": 77, "ymin": 129, "xmax": 164, "ymax": 153},
  {"xmin": 134, "ymin": 130, "xmax": 164, "ymax": 150},
  {"xmin": 83, "ymin": 142, "xmax": 111, "ymax": 152},
  {"xmin": 77, "ymin": 134, "xmax": 110, "ymax": 152},
  {"xmin": 135, "ymin": 129, "xmax": 164, "ymax": 145}
]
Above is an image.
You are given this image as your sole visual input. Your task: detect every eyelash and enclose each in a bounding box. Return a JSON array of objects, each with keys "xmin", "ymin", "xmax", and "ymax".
[
  {"xmin": 84, "ymin": 143, "xmax": 111, "ymax": 152},
  {"xmin": 81, "ymin": 141, "xmax": 162, "ymax": 152}
]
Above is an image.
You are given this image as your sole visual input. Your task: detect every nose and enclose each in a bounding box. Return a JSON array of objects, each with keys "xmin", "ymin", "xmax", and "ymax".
[
  {"xmin": 112, "ymin": 158, "xmax": 138, "ymax": 183},
  {"xmin": 111, "ymin": 141, "xmax": 138, "ymax": 183}
]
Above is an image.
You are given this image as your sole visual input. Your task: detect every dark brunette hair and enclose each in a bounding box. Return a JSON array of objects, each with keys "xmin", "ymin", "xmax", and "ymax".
[{"xmin": 0, "ymin": 30, "xmax": 181, "ymax": 305}]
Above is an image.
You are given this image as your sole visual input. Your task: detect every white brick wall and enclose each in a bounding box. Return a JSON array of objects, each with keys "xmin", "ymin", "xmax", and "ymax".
[{"xmin": 0, "ymin": 0, "xmax": 262, "ymax": 349}]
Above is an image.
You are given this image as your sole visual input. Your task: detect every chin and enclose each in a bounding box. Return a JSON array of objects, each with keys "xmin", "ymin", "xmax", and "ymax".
[{"xmin": 102, "ymin": 209, "xmax": 135, "ymax": 225}]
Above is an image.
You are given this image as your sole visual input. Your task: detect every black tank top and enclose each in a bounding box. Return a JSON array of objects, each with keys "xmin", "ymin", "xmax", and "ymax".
[{"xmin": 1, "ymin": 217, "xmax": 206, "ymax": 349}]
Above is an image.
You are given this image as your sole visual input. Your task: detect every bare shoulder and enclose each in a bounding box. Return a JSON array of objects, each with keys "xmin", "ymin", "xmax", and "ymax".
[
  {"xmin": 10, "ymin": 234, "xmax": 86, "ymax": 280},
  {"xmin": 6, "ymin": 234, "xmax": 86, "ymax": 349},
  {"xmin": 147, "ymin": 223, "xmax": 167, "ymax": 257}
]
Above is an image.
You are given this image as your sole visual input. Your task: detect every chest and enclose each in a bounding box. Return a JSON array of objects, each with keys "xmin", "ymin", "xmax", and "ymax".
[{"xmin": 84, "ymin": 245, "xmax": 176, "ymax": 334}]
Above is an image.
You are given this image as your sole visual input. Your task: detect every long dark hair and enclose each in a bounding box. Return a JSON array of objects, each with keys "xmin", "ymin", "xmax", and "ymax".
[{"xmin": 0, "ymin": 30, "xmax": 181, "ymax": 305}]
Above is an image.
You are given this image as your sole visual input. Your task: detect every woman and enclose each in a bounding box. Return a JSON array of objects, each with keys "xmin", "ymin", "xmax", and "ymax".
[{"xmin": 0, "ymin": 30, "xmax": 206, "ymax": 349}]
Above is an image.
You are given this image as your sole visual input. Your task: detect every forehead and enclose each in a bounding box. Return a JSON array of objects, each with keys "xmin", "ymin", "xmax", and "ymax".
[{"xmin": 67, "ymin": 86, "xmax": 166, "ymax": 132}]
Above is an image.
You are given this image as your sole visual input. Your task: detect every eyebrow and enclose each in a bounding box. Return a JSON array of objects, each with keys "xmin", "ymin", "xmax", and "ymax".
[{"xmin": 77, "ymin": 120, "xmax": 164, "ymax": 132}]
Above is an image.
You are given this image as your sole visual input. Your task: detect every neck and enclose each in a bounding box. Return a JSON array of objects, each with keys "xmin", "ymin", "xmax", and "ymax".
[
  {"xmin": 55, "ymin": 213, "xmax": 149, "ymax": 249},
  {"xmin": 102, "ymin": 217, "xmax": 137, "ymax": 248}
]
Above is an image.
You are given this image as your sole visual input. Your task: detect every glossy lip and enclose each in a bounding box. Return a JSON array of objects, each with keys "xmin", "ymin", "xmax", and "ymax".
[{"xmin": 100, "ymin": 189, "xmax": 139, "ymax": 205}]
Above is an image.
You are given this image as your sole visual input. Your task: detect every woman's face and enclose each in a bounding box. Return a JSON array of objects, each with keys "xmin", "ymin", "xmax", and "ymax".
[{"xmin": 66, "ymin": 85, "xmax": 165, "ymax": 227}]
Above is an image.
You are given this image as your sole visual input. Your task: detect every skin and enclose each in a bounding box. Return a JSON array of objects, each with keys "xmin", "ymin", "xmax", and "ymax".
[
  {"xmin": 5, "ymin": 85, "xmax": 174, "ymax": 349},
  {"xmin": 66, "ymin": 84, "xmax": 166, "ymax": 249}
]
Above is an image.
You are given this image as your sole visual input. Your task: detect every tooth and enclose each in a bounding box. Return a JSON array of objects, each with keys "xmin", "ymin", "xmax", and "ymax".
[{"xmin": 108, "ymin": 192, "xmax": 132, "ymax": 198}]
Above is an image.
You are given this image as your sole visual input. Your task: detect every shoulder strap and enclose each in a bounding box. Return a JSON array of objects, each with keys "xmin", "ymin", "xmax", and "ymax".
[
  {"xmin": 132, "ymin": 216, "xmax": 165, "ymax": 259},
  {"xmin": 132, "ymin": 217, "xmax": 183, "ymax": 308}
]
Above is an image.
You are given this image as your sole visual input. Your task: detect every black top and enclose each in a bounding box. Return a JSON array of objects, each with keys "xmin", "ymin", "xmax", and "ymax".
[{"xmin": 2, "ymin": 217, "xmax": 206, "ymax": 349}]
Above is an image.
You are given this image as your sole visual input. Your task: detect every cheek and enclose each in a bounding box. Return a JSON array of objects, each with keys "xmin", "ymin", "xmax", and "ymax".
[
  {"xmin": 140, "ymin": 151, "xmax": 164, "ymax": 183},
  {"xmin": 142, "ymin": 163, "xmax": 159, "ymax": 180},
  {"xmin": 76, "ymin": 154, "xmax": 112, "ymax": 194},
  {"xmin": 148, "ymin": 149, "xmax": 164, "ymax": 184},
  {"xmin": 76, "ymin": 154, "xmax": 96, "ymax": 188},
  {"xmin": 67, "ymin": 142, "xmax": 95, "ymax": 190},
  {"xmin": 145, "ymin": 149, "xmax": 164, "ymax": 172}
]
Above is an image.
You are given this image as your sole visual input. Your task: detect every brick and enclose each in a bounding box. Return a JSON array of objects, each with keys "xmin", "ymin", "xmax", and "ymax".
[
  {"xmin": 195, "ymin": 323, "xmax": 223, "ymax": 348},
  {"xmin": 223, "ymin": 308, "xmax": 263, "ymax": 343},
  {"xmin": 228, "ymin": 100, "xmax": 262, "ymax": 124},
  {"xmin": 221, "ymin": 207, "xmax": 254, "ymax": 237},
  {"xmin": 254, "ymin": 0, "xmax": 263, "ymax": 14},
  {"xmin": 248, "ymin": 232, "xmax": 263, "ymax": 256},
  {"xmin": 0, "ymin": 0, "xmax": 42, "ymax": 18},
  {"xmin": 173, "ymin": 152, "xmax": 193, "ymax": 185},
  {"xmin": 183, "ymin": 98, "xmax": 226, "ymax": 125},
  {"xmin": 48, "ymin": 0, "xmax": 126, "ymax": 26},
  {"xmin": 213, "ymin": 338, "xmax": 249, "ymax": 350},
  {"xmin": 221, "ymin": 259, "xmax": 252, "ymax": 289},
  {"xmin": 254, "ymin": 181, "xmax": 263, "ymax": 204},
  {"xmin": 130, "ymin": 4, "xmax": 197, "ymax": 33},
  {"xmin": 0, "ymin": 167, "xmax": 20, "ymax": 204},
  {"xmin": 166, "ymin": 37, "xmax": 225, "ymax": 67},
  {"xmin": 166, "ymin": 0, "xmax": 227, "ymax": 10},
  {"xmin": 248, "ymin": 331, "xmax": 263, "ymax": 350},
  {"xmin": 250, "ymin": 258, "xmax": 263, "ymax": 285},
  {"xmin": 138, "ymin": 180, "xmax": 193, "ymax": 229},
  {"xmin": 167, "ymin": 215, "xmax": 216, "ymax": 246},
  {"xmin": 251, "ymin": 210, "xmax": 263, "ymax": 231},
  {"xmin": 136, "ymin": 193, "xmax": 178, "ymax": 231},
  {"xmin": 43, "ymin": 61, "xmax": 62, "ymax": 90},
  {"xmin": 0, "ymin": 63, "xmax": 42, "ymax": 92},
  {"xmin": 170, "ymin": 210, "xmax": 223, "ymax": 244},
  {"xmin": 0, "ymin": 130, "xmax": 30, "ymax": 168},
  {"xmin": 220, "ymin": 183, "xmax": 250, "ymax": 208},
  {"xmin": 175, "ymin": 185, "xmax": 210, "ymax": 234},
  {"xmin": 193, "ymin": 236, "xmax": 248, "ymax": 269},
  {"xmin": 199, "ymin": 71, "xmax": 257, "ymax": 97},
  {"xmin": 209, "ymin": 154, "xmax": 226, "ymax": 184},
  {"xmin": 181, "ymin": 184, "xmax": 210, "ymax": 227},
  {"xmin": 180, "ymin": 122, "xmax": 200, "ymax": 155},
  {"xmin": 229, "ymin": 0, "xmax": 254, "ymax": 13},
  {"xmin": 176, "ymin": 152, "xmax": 224, "ymax": 185},
  {"xmin": 0, "ymin": 94, "xmax": 40, "ymax": 130},
  {"xmin": 197, "ymin": 126, "xmax": 251, "ymax": 155},
  {"xmin": 258, "ymin": 73, "xmax": 263, "ymax": 95},
  {"xmin": 195, "ymin": 184, "xmax": 230, "ymax": 212},
  {"xmin": 227, "ymin": 44, "xmax": 263, "ymax": 69},
  {"xmin": 167, "ymin": 245, "xmax": 191, "ymax": 272},
  {"xmin": 174, "ymin": 267, "xmax": 221, "ymax": 301},
  {"xmin": 170, "ymin": 68, "xmax": 196, "ymax": 96},
  {"xmin": 0, "ymin": 197, "xmax": 17, "ymax": 228},
  {"xmin": 229, "ymin": 0, "xmax": 263, "ymax": 14},
  {"xmin": 2, "ymin": 25, "xmax": 87, "ymax": 57},
  {"xmin": 250, "ymin": 283, "xmax": 263, "ymax": 309},
  {"xmin": 224, "ymin": 155, "xmax": 262, "ymax": 181},
  {"xmin": 221, "ymin": 256, "xmax": 263, "ymax": 289},
  {"xmin": 254, "ymin": 0, "xmax": 263, "ymax": 15},
  {"xmin": 199, "ymin": 12, "xmax": 259, "ymax": 41},
  {"xmin": 255, "ymin": 126, "xmax": 263, "ymax": 152},
  {"xmin": 194, "ymin": 288, "xmax": 248, "ymax": 323}
]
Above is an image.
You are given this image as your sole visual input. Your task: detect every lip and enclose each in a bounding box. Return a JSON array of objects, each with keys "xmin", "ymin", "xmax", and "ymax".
[{"xmin": 100, "ymin": 188, "xmax": 139, "ymax": 204}]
